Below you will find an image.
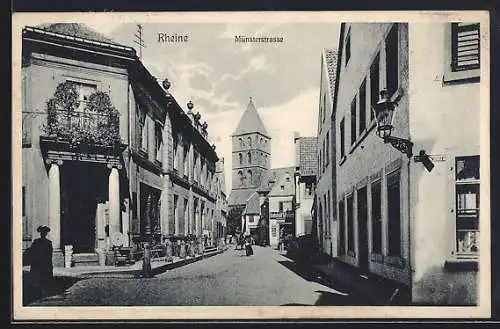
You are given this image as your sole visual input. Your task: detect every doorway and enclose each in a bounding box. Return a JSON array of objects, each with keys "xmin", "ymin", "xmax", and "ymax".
[
  {"xmin": 357, "ymin": 186, "xmax": 369, "ymax": 273},
  {"xmin": 60, "ymin": 162, "xmax": 107, "ymax": 253}
]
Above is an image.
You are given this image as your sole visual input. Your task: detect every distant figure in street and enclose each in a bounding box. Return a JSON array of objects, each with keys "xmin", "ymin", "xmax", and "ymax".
[
  {"xmin": 245, "ymin": 234, "xmax": 254, "ymax": 256},
  {"xmin": 142, "ymin": 242, "xmax": 153, "ymax": 278},
  {"xmin": 26, "ymin": 225, "xmax": 53, "ymax": 295}
]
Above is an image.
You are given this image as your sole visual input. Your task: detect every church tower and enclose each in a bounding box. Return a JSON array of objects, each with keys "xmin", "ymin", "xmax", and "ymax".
[{"xmin": 228, "ymin": 98, "xmax": 271, "ymax": 208}]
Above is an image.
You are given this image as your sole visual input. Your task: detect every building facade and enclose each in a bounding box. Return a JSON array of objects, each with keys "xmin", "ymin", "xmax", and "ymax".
[
  {"xmin": 227, "ymin": 98, "xmax": 271, "ymax": 233},
  {"xmin": 267, "ymin": 170, "xmax": 295, "ymax": 248},
  {"xmin": 333, "ymin": 22, "xmax": 482, "ymax": 305},
  {"xmin": 293, "ymin": 134, "xmax": 318, "ymax": 237},
  {"xmin": 315, "ymin": 49, "xmax": 338, "ymax": 257},
  {"xmin": 21, "ymin": 24, "xmax": 225, "ymax": 266}
]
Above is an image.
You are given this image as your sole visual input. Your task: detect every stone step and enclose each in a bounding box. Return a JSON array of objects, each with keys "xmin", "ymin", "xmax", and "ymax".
[{"xmin": 72, "ymin": 253, "xmax": 99, "ymax": 266}]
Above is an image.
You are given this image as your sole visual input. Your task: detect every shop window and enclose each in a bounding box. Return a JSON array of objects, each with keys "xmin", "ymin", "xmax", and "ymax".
[
  {"xmin": 387, "ymin": 170, "xmax": 401, "ymax": 256},
  {"xmin": 370, "ymin": 53, "xmax": 380, "ymax": 122},
  {"xmin": 347, "ymin": 194, "xmax": 354, "ymax": 252},
  {"xmin": 455, "ymin": 156, "xmax": 480, "ymax": 255},
  {"xmin": 371, "ymin": 180, "xmax": 382, "ymax": 254},
  {"xmin": 359, "ymin": 79, "xmax": 367, "ymax": 134},
  {"xmin": 385, "ymin": 24, "xmax": 399, "ymax": 97}
]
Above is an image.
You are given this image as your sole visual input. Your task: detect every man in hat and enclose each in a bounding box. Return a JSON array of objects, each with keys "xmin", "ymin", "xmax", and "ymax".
[{"xmin": 26, "ymin": 225, "xmax": 54, "ymax": 295}]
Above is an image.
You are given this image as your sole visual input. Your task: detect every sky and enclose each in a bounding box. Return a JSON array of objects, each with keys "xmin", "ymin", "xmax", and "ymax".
[{"xmin": 86, "ymin": 22, "xmax": 340, "ymax": 193}]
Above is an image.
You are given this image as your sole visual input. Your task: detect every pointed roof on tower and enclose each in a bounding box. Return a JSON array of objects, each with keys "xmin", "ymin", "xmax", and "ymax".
[{"xmin": 232, "ymin": 97, "xmax": 270, "ymax": 138}]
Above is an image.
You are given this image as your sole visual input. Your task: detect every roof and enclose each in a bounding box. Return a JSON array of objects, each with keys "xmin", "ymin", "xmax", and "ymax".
[
  {"xmin": 296, "ymin": 137, "xmax": 318, "ymax": 177},
  {"xmin": 323, "ymin": 49, "xmax": 338, "ymax": 100},
  {"xmin": 268, "ymin": 170, "xmax": 295, "ymax": 197},
  {"xmin": 35, "ymin": 23, "xmax": 121, "ymax": 46},
  {"xmin": 257, "ymin": 166, "xmax": 295, "ymax": 194},
  {"xmin": 242, "ymin": 192, "xmax": 260, "ymax": 215},
  {"xmin": 232, "ymin": 98, "xmax": 270, "ymax": 138},
  {"xmin": 228, "ymin": 188, "xmax": 257, "ymax": 206}
]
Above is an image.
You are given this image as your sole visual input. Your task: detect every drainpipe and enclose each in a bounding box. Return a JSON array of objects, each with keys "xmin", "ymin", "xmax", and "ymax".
[{"xmin": 407, "ymin": 152, "xmax": 413, "ymax": 302}]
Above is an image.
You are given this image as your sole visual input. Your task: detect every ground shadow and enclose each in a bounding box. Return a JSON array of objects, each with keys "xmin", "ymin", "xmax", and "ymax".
[{"xmin": 23, "ymin": 273, "xmax": 80, "ymax": 306}]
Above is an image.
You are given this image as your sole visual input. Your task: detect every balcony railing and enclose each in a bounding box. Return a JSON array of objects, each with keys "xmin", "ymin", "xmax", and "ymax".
[{"xmin": 43, "ymin": 109, "xmax": 120, "ymax": 146}]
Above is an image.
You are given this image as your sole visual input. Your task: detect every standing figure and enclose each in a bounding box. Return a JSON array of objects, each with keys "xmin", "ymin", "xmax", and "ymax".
[
  {"xmin": 26, "ymin": 225, "xmax": 53, "ymax": 296},
  {"xmin": 245, "ymin": 234, "xmax": 254, "ymax": 256},
  {"xmin": 142, "ymin": 242, "xmax": 153, "ymax": 278}
]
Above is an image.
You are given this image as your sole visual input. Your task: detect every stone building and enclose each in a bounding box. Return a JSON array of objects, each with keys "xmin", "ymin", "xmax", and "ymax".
[
  {"xmin": 227, "ymin": 98, "xmax": 271, "ymax": 233},
  {"xmin": 332, "ymin": 22, "xmax": 483, "ymax": 304},
  {"xmin": 21, "ymin": 24, "xmax": 224, "ymax": 266},
  {"xmin": 315, "ymin": 48, "xmax": 338, "ymax": 257},
  {"xmin": 293, "ymin": 134, "xmax": 318, "ymax": 237}
]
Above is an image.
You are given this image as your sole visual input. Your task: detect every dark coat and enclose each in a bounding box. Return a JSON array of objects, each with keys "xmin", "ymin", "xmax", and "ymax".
[{"xmin": 27, "ymin": 237, "xmax": 53, "ymax": 280}]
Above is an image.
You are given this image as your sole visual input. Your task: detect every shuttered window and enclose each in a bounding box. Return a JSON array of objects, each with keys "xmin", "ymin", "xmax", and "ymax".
[{"xmin": 451, "ymin": 23, "xmax": 480, "ymax": 72}]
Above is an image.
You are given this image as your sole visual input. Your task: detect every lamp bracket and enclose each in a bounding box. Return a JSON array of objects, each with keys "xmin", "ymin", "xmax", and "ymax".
[{"xmin": 383, "ymin": 136, "xmax": 413, "ymax": 158}]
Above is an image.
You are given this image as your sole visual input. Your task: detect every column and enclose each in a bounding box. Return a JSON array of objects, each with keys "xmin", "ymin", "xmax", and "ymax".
[
  {"xmin": 108, "ymin": 164, "xmax": 121, "ymax": 238},
  {"xmin": 48, "ymin": 160, "xmax": 62, "ymax": 250}
]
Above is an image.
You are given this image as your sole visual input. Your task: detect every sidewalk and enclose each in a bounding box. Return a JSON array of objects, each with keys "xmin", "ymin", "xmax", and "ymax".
[
  {"xmin": 23, "ymin": 246, "xmax": 227, "ymax": 279},
  {"xmin": 302, "ymin": 253, "xmax": 410, "ymax": 305}
]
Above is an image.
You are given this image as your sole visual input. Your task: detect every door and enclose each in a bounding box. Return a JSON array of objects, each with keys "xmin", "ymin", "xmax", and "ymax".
[{"xmin": 357, "ymin": 186, "xmax": 369, "ymax": 273}]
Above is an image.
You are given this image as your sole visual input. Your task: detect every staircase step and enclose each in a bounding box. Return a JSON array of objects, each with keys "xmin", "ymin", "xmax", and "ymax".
[{"xmin": 73, "ymin": 253, "xmax": 99, "ymax": 266}]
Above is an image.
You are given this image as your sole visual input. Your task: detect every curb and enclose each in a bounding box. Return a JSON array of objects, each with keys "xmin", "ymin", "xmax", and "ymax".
[{"xmin": 56, "ymin": 248, "xmax": 227, "ymax": 279}]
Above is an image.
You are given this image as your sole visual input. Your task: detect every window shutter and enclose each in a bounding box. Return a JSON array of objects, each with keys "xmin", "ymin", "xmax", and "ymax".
[{"xmin": 452, "ymin": 23, "xmax": 480, "ymax": 72}]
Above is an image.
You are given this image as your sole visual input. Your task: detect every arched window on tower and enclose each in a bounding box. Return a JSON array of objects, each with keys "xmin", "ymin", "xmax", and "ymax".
[
  {"xmin": 247, "ymin": 170, "xmax": 252, "ymax": 186},
  {"xmin": 247, "ymin": 136, "xmax": 252, "ymax": 146},
  {"xmin": 238, "ymin": 170, "xmax": 244, "ymax": 187},
  {"xmin": 247, "ymin": 151, "xmax": 252, "ymax": 164},
  {"xmin": 238, "ymin": 138, "xmax": 243, "ymax": 148},
  {"xmin": 239, "ymin": 153, "xmax": 243, "ymax": 165}
]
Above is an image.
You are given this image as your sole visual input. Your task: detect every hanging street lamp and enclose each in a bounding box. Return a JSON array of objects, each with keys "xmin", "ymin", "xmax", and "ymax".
[{"xmin": 371, "ymin": 89, "xmax": 413, "ymax": 158}]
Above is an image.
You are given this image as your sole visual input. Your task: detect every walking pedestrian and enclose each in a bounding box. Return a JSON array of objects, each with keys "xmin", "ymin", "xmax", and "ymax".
[
  {"xmin": 142, "ymin": 242, "xmax": 153, "ymax": 278},
  {"xmin": 25, "ymin": 225, "xmax": 53, "ymax": 296}
]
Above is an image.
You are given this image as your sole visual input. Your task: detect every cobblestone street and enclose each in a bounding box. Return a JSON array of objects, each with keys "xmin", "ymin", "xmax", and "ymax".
[{"xmin": 28, "ymin": 246, "xmax": 359, "ymax": 306}]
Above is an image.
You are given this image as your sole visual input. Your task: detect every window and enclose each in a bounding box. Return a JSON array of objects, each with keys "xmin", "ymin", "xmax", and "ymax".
[
  {"xmin": 239, "ymin": 153, "xmax": 243, "ymax": 165},
  {"xmin": 239, "ymin": 138, "xmax": 243, "ymax": 148},
  {"xmin": 22, "ymin": 186, "xmax": 26, "ymax": 217},
  {"xmin": 385, "ymin": 24, "xmax": 399, "ymax": 97},
  {"xmin": 339, "ymin": 200, "xmax": 345, "ymax": 254},
  {"xmin": 370, "ymin": 53, "xmax": 380, "ymax": 122},
  {"xmin": 238, "ymin": 170, "xmax": 244, "ymax": 187},
  {"xmin": 345, "ymin": 30, "xmax": 351, "ymax": 65},
  {"xmin": 286, "ymin": 175, "xmax": 290, "ymax": 182},
  {"xmin": 247, "ymin": 136, "xmax": 252, "ymax": 146},
  {"xmin": 322, "ymin": 94, "xmax": 326, "ymax": 122},
  {"xmin": 347, "ymin": 194, "xmax": 354, "ymax": 252},
  {"xmin": 184, "ymin": 199, "xmax": 189, "ymax": 233},
  {"xmin": 279, "ymin": 201, "xmax": 284, "ymax": 212},
  {"xmin": 183, "ymin": 144, "xmax": 189, "ymax": 177},
  {"xmin": 174, "ymin": 195, "xmax": 179, "ymax": 234},
  {"xmin": 452, "ymin": 23, "xmax": 480, "ymax": 72},
  {"xmin": 387, "ymin": 170, "xmax": 401, "ymax": 256},
  {"xmin": 305, "ymin": 182, "xmax": 314, "ymax": 197},
  {"xmin": 22, "ymin": 76, "xmax": 31, "ymax": 147},
  {"xmin": 248, "ymin": 215, "xmax": 254, "ymax": 223},
  {"xmin": 271, "ymin": 225, "xmax": 277, "ymax": 237},
  {"xmin": 455, "ymin": 156, "xmax": 480, "ymax": 254},
  {"xmin": 247, "ymin": 151, "xmax": 252, "ymax": 164},
  {"xmin": 172, "ymin": 134, "xmax": 178, "ymax": 170},
  {"xmin": 325, "ymin": 131, "xmax": 330, "ymax": 166},
  {"xmin": 350, "ymin": 98, "xmax": 357, "ymax": 145},
  {"xmin": 280, "ymin": 185, "xmax": 285, "ymax": 191},
  {"xmin": 72, "ymin": 81, "xmax": 97, "ymax": 112},
  {"xmin": 359, "ymin": 79, "xmax": 367, "ymax": 134},
  {"xmin": 371, "ymin": 180, "xmax": 382, "ymax": 254},
  {"xmin": 340, "ymin": 118, "xmax": 345, "ymax": 158},
  {"xmin": 247, "ymin": 170, "xmax": 253, "ymax": 185},
  {"xmin": 324, "ymin": 194, "xmax": 329, "ymax": 236},
  {"xmin": 155, "ymin": 123, "xmax": 162, "ymax": 163}
]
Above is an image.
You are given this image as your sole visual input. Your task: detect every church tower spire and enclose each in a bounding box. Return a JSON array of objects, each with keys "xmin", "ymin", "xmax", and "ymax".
[{"xmin": 227, "ymin": 97, "xmax": 271, "ymax": 207}]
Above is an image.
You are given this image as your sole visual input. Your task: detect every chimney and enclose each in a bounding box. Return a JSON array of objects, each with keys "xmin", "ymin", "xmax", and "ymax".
[{"xmin": 293, "ymin": 131, "xmax": 300, "ymax": 143}]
